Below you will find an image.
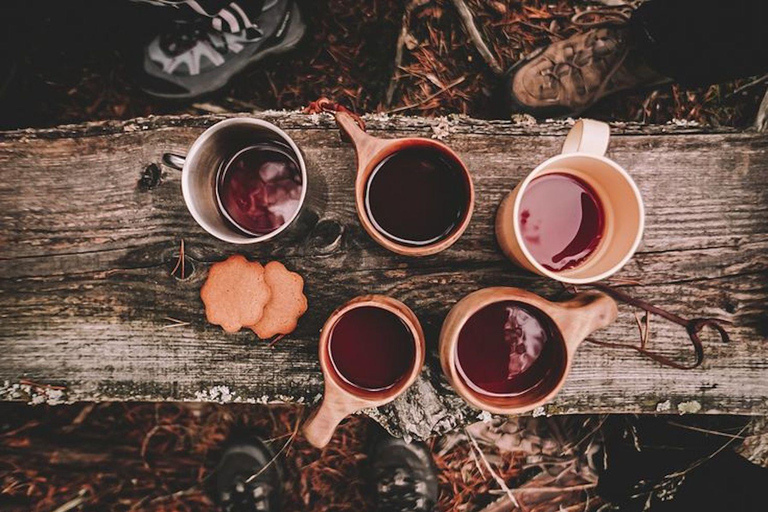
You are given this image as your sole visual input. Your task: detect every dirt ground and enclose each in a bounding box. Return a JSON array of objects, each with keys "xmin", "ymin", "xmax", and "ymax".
[
  {"xmin": 1, "ymin": 0, "xmax": 765, "ymax": 129},
  {"xmin": 0, "ymin": 402, "xmax": 602, "ymax": 511},
  {"xmin": 1, "ymin": 401, "xmax": 762, "ymax": 511}
]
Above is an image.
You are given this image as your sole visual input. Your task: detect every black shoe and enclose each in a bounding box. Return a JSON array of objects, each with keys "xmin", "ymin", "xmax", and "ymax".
[
  {"xmin": 141, "ymin": 0, "xmax": 306, "ymax": 99},
  {"xmin": 215, "ymin": 438, "xmax": 282, "ymax": 512},
  {"xmin": 370, "ymin": 434, "xmax": 439, "ymax": 512}
]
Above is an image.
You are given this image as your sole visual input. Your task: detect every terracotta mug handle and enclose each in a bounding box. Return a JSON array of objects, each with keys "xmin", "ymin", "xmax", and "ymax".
[
  {"xmin": 303, "ymin": 383, "xmax": 368, "ymax": 449},
  {"xmin": 335, "ymin": 110, "xmax": 388, "ymax": 177},
  {"xmin": 548, "ymin": 291, "xmax": 619, "ymax": 355},
  {"xmin": 561, "ymin": 119, "xmax": 610, "ymax": 156},
  {"xmin": 302, "ymin": 295, "xmax": 425, "ymax": 448}
]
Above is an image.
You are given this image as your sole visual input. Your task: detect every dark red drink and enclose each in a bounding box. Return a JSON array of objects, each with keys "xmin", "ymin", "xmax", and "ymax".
[
  {"xmin": 365, "ymin": 147, "xmax": 470, "ymax": 247},
  {"xmin": 519, "ymin": 173, "xmax": 604, "ymax": 271},
  {"xmin": 216, "ymin": 142, "xmax": 303, "ymax": 236},
  {"xmin": 455, "ymin": 301, "xmax": 563, "ymax": 397},
  {"xmin": 328, "ymin": 306, "xmax": 415, "ymax": 391}
]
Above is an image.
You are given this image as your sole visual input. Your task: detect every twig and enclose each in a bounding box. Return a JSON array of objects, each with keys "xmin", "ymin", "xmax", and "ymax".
[
  {"xmin": 731, "ymin": 73, "xmax": 768, "ymax": 95},
  {"xmin": 633, "ymin": 312, "xmax": 651, "ymax": 349},
  {"xmin": 467, "ymin": 442, "xmax": 489, "ymax": 479},
  {"xmin": 223, "ymin": 96, "xmax": 265, "ymax": 112},
  {"xmin": 563, "ymin": 415, "xmax": 609, "ymax": 454},
  {"xmin": 19, "ymin": 379, "xmax": 67, "ymax": 391},
  {"xmin": 190, "ymin": 102, "xmax": 232, "ymax": 114},
  {"xmin": 663, "ymin": 424, "xmax": 749, "ymax": 480},
  {"xmin": 451, "ymin": 0, "xmax": 504, "ymax": 75},
  {"xmin": 140, "ymin": 425, "xmax": 168, "ymax": 466},
  {"xmin": 465, "ymin": 427, "xmax": 520, "ymax": 508},
  {"xmin": 52, "ymin": 490, "xmax": 90, "ymax": 512},
  {"xmin": 386, "ymin": 76, "xmax": 466, "ymax": 114},
  {"xmin": 516, "ymin": 482, "xmax": 597, "ymax": 493},
  {"xmin": 666, "ymin": 421, "xmax": 747, "ymax": 440},
  {"xmin": 170, "ymin": 239, "xmax": 186, "ymax": 279},
  {"xmin": 385, "ymin": 0, "xmax": 431, "ymax": 108},
  {"xmin": 603, "ymin": 278, "xmax": 643, "ymax": 287},
  {"xmin": 756, "ymin": 88, "xmax": 768, "ymax": 132},
  {"xmin": 162, "ymin": 316, "xmax": 191, "ymax": 329},
  {"xmin": 268, "ymin": 334, "xmax": 286, "ymax": 348},
  {"xmin": 130, "ymin": 481, "xmax": 206, "ymax": 511},
  {"xmin": 0, "ymin": 420, "xmax": 41, "ymax": 438},
  {"xmin": 245, "ymin": 410, "xmax": 302, "ymax": 484}
]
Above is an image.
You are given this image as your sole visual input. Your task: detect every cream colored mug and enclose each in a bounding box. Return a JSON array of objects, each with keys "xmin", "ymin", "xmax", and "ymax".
[{"xmin": 495, "ymin": 119, "xmax": 644, "ymax": 284}]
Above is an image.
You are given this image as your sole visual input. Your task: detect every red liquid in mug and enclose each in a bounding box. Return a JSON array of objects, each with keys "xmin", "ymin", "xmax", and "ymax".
[
  {"xmin": 456, "ymin": 301, "xmax": 563, "ymax": 397},
  {"xmin": 328, "ymin": 306, "xmax": 415, "ymax": 391},
  {"xmin": 217, "ymin": 142, "xmax": 303, "ymax": 236},
  {"xmin": 365, "ymin": 147, "xmax": 470, "ymax": 247},
  {"xmin": 519, "ymin": 173, "xmax": 604, "ymax": 271}
]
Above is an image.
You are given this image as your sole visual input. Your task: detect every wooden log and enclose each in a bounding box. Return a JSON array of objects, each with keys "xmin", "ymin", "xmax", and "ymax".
[{"xmin": 0, "ymin": 112, "xmax": 766, "ymax": 440}]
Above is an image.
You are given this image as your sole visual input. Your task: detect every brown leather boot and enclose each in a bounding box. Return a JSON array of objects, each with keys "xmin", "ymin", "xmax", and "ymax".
[{"xmin": 503, "ymin": 26, "xmax": 669, "ymax": 118}]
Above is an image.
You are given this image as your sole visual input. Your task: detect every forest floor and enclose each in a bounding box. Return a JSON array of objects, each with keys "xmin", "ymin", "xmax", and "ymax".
[{"xmin": 1, "ymin": 0, "xmax": 765, "ymax": 129}]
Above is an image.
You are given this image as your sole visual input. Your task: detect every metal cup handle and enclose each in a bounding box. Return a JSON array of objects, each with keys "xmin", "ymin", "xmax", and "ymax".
[{"xmin": 162, "ymin": 153, "xmax": 186, "ymax": 171}]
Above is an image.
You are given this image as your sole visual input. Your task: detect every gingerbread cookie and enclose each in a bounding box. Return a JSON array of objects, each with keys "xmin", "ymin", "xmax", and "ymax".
[
  {"xmin": 249, "ymin": 261, "xmax": 308, "ymax": 339},
  {"xmin": 200, "ymin": 255, "xmax": 271, "ymax": 333}
]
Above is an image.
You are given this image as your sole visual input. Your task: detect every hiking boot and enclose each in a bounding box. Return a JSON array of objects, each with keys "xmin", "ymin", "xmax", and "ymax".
[
  {"xmin": 370, "ymin": 434, "xmax": 439, "ymax": 512},
  {"xmin": 142, "ymin": 0, "xmax": 305, "ymax": 99},
  {"xmin": 215, "ymin": 438, "xmax": 282, "ymax": 512},
  {"xmin": 503, "ymin": 26, "xmax": 669, "ymax": 118}
]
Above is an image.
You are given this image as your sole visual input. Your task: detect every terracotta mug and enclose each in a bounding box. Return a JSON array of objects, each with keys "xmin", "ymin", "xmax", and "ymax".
[
  {"xmin": 303, "ymin": 295, "xmax": 425, "ymax": 448},
  {"xmin": 335, "ymin": 110, "xmax": 475, "ymax": 256},
  {"xmin": 496, "ymin": 119, "xmax": 644, "ymax": 284},
  {"xmin": 439, "ymin": 287, "xmax": 618, "ymax": 414}
]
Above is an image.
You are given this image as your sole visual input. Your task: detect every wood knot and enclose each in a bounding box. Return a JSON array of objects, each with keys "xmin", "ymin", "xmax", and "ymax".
[
  {"xmin": 307, "ymin": 219, "xmax": 344, "ymax": 254},
  {"xmin": 138, "ymin": 163, "xmax": 162, "ymax": 191}
]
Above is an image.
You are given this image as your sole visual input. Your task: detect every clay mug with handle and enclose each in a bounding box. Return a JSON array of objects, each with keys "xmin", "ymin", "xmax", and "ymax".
[
  {"xmin": 439, "ymin": 287, "xmax": 618, "ymax": 415},
  {"xmin": 303, "ymin": 295, "xmax": 425, "ymax": 448},
  {"xmin": 334, "ymin": 110, "xmax": 475, "ymax": 257}
]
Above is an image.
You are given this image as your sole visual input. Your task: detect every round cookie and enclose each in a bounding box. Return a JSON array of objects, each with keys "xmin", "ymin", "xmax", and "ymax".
[
  {"xmin": 249, "ymin": 261, "xmax": 308, "ymax": 339},
  {"xmin": 201, "ymin": 255, "xmax": 271, "ymax": 333}
]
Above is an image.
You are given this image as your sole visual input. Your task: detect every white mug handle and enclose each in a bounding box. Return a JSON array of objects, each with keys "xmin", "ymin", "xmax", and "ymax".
[{"xmin": 561, "ymin": 119, "xmax": 610, "ymax": 156}]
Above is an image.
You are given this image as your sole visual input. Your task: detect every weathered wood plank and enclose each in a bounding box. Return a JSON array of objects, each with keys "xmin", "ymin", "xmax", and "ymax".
[{"xmin": 1, "ymin": 112, "xmax": 766, "ymax": 440}]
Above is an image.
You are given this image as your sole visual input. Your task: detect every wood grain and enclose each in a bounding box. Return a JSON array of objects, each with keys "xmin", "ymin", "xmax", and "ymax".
[{"xmin": 1, "ymin": 112, "xmax": 766, "ymax": 440}]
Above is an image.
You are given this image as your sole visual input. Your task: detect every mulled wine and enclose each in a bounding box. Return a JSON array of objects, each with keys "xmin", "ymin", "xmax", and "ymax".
[
  {"xmin": 328, "ymin": 306, "xmax": 415, "ymax": 391},
  {"xmin": 216, "ymin": 142, "xmax": 303, "ymax": 236},
  {"xmin": 365, "ymin": 147, "xmax": 470, "ymax": 247},
  {"xmin": 455, "ymin": 301, "xmax": 564, "ymax": 397},
  {"xmin": 519, "ymin": 172, "xmax": 605, "ymax": 271}
]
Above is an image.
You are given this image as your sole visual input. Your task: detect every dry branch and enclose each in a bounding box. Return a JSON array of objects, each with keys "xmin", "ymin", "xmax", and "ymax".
[
  {"xmin": 385, "ymin": 0, "xmax": 432, "ymax": 108},
  {"xmin": 756, "ymin": 88, "xmax": 768, "ymax": 132},
  {"xmin": 451, "ymin": 0, "xmax": 504, "ymax": 75}
]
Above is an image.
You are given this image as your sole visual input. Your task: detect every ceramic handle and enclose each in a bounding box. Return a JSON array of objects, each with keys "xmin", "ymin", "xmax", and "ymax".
[
  {"xmin": 555, "ymin": 291, "xmax": 618, "ymax": 352},
  {"xmin": 561, "ymin": 119, "xmax": 610, "ymax": 156},
  {"xmin": 335, "ymin": 110, "xmax": 385, "ymax": 174},
  {"xmin": 302, "ymin": 394, "xmax": 356, "ymax": 448}
]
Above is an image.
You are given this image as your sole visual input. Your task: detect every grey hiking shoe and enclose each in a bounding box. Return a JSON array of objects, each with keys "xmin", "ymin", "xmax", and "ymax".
[
  {"xmin": 371, "ymin": 434, "xmax": 439, "ymax": 512},
  {"xmin": 504, "ymin": 26, "xmax": 668, "ymax": 118},
  {"xmin": 142, "ymin": 0, "xmax": 305, "ymax": 99},
  {"xmin": 215, "ymin": 438, "xmax": 282, "ymax": 512}
]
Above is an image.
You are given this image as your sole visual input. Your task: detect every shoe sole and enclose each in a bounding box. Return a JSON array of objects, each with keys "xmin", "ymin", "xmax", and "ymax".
[{"xmin": 142, "ymin": 2, "xmax": 306, "ymax": 100}]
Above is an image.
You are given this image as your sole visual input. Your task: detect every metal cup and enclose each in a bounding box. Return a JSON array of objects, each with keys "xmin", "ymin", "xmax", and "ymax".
[{"xmin": 163, "ymin": 118, "xmax": 307, "ymax": 244}]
